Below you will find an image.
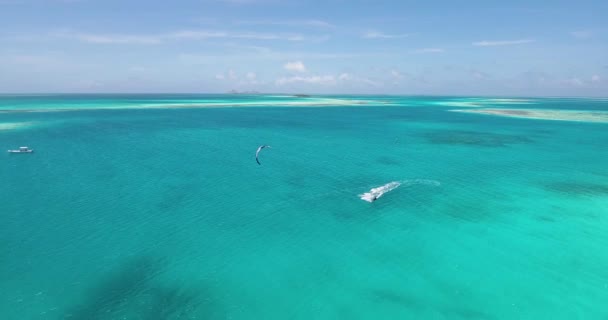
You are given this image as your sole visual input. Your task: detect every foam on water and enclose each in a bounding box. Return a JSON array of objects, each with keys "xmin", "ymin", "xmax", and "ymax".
[{"xmin": 360, "ymin": 181, "xmax": 402, "ymax": 202}]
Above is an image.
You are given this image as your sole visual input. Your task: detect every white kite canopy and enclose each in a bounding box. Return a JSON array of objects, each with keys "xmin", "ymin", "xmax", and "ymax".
[{"xmin": 255, "ymin": 145, "xmax": 271, "ymax": 165}]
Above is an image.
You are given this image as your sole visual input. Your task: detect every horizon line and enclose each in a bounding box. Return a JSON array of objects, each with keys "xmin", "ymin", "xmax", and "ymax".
[{"xmin": 0, "ymin": 93, "xmax": 607, "ymax": 99}]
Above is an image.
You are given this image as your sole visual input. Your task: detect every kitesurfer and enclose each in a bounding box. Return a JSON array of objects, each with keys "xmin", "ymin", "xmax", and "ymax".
[{"xmin": 256, "ymin": 145, "xmax": 271, "ymax": 165}]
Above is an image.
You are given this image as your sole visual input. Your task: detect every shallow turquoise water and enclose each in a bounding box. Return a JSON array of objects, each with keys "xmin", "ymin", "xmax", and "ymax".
[{"xmin": 1, "ymin": 95, "xmax": 607, "ymax": 319}]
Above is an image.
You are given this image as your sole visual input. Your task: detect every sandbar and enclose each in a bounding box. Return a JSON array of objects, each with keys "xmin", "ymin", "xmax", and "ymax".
[
  {"xmin": 451, "ymin": 108, "xmax": 608, "ymax": 123},
  {"xmin": 432, "ymin": 98, "xmax": 534, "ymax": 108},
  {"xmin": 0, "ymin": 97, "xmax": 377, "ymax": 113},
  {"xmin": 0, "ymin": 122, "xmax": 35, "ymax": 131}
]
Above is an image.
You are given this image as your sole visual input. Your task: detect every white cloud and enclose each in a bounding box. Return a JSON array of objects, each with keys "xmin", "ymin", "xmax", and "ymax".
[
  {"xmin": 177, "ymin": 50, "xmax": 374, "ymax": 65},
  {"xmin": 390, "ymin": 70, "xmax": 403, "ymax": 79},
  {"xmin": 303, "ymin": 20, "xmax": 334, "ymax": 28},
  {"xmin": 357, "ymin": 77, "xmax": 381, "ymax": 87},
  {"xmin": 64, "ymin": 33, "xmax": 163, "ymax": 44},
  {"xmin": 214, "ymin": 69, "xmax": 261, "ymax": 86},
  {"xmin": 471, "ymin": 70, "xmax": 491, "ymax": 80},
  {"xmin": 362, "ymin": 31, "xmax": 408, "ymax": 39},
  {"xmin": 365, "ymin": 78, "xmax": 382, "ymax": 86},
  {"xmin": 172, "ymin": 30, "xmax": 306, "ymax": 41},
  {"xmin": 472, "ymin": 39, "xmax": 534, "ymax": 46},
  {"xmin": 2, "ymin": 54, "xmax": 56, "ymax": 65},
  {"xmin": 337, "ymin": 73, "xmax": 382, "ymax": 87},
  {"xmin": 217, "ymin": 0, "xmax": 270, "ymax": 4},
  {"xmin": 71, "ymin": 79, "xmax": 105, "ymax": 90},
  {"xmin": 284, "ymin": 61, "xmax": 306, "ymax": 72},
  {"xmin": 276, "ymin": 75, "xmax": 335, "ymax": 85},
  {"xmin": 0, "ymin": 0, "xmax": 79, "ymax": 4},
  {"xmin": 516, "ymin": 71, "xmax": 606, "ymax": 89},
  {"xmin": 51, "ymin": 29, "xmax": 311, "ymax": 45},
  {"xmin": 237, "ymin": 19, "xmax": 334, "ymax": 28},
  {"xmin": 569, "ymin": 30, "xmax": 592, "ymax": 39},
  {"xmin": 412, "ymin": 48, "xmax": 444, "ymax": 54},
  {"xmin": 128, "ymin": 66, "xmax": 148, "ymax": 73},
  {"xmin": 170, "ymin": 30, "xmax": 228, "ymax": 39},
  {"xmin": 567, "ymin": 77, "xmax": 584, "ymax": 87},
  {"xmin": 228, "ymin": 70, "xmax": 237, "ymax": 80},
  {"xmin": 215, "ymin": 69, "xmax": 238, "ymax": 80},
  {"xmin": 338, "ymin": 73, "xmax": 352, "ymax": 81},
  {"xmin": 220, "ymin": 0, "xmax": 255, "ymax": 3}
]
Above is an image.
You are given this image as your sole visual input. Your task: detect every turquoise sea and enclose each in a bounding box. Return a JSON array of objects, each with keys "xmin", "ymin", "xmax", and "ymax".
[{"xmin": 1, "ymin": 94, "xmax": 607, "ymax": 319}]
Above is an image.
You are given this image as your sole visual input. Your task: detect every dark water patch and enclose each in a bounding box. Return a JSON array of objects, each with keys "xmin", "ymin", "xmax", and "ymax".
[
  {"xmin": 64, "ymin": 256, "xmax": 222, "ymax": 319},
  {"xmin": 141, "ymin": 286, "xmax": 199, "ymax": 319},
  {"xmin": 370, "ymin": 288, "xmax": 425, "ymax": 311},
  {"xmin": 438, "ymin": 197, "xmax": 496, "ymax": 223},
  {"xmin": 440, "ymin": 306, "xmax": 493, "ymax": 319},
  {"xmin": 376, "ymin": 156, "xmax": 402, "ymax": 166},
  {"xmin": 64, "ymin": 256, "xmax": 165, "ymax": 319},
  {"xmin": 422, "ymin": 130, "xmax": 533, "ymax": 147},
  {"xmin": 544, "ymin": 182, "xmax": 608, "ymax": 197},
  {"xmin": 141, "ymin": 285, "xmax": 224, "ymax": 320},
  {"xmin": 536, "ymin": 215, "xmax": 557, "ymax": 223},
  {"xmin": 369, "ymin": 287, "xmax": 491, "ymax": 319},
  {"xmin": 156, "ymin": 182, "xmax": 198, "ymax": 212},
  {"xmin": 283, "ymin": 172, "xmax": 320, "ymax": 189},
  {"xmin": 156, "ymin": 192, "xmax": 190, "ymax": 212},
  {"xmin": 89, "ymin": 161, "xmax": 120, "ymax": 181},
  {"xmin": 529, "ymin": 128, "xmax": 555, "ymax": 135},
  {"xmin": 591, "ymin": 170, "xmax": 608, "ymax": 179},
  {"xmin": 380, "ymin": 107, "xmax": 435, "ymax": 121}
]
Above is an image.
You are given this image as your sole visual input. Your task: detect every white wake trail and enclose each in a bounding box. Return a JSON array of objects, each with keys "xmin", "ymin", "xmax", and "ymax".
[
  {"xmin": 359, "ymin": 181, "xmax": 402, "ymax": 202},
  {"xmin": 359, "ymin": 179, "xmax": 441, "ymax": 202}
]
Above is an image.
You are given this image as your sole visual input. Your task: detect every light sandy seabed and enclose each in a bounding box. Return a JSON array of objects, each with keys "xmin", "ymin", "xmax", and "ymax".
[
  {"xmin": 451, "ymin": 108, "xmax": 608, "ymax": 123},
  {"xmin": 0, "ymin": 98, "xmax": 381, "ymax": 113},
  {"xmin": 431, "ymin": 98, "xmax": 535, "ymax": 108},
  {"xmin": 0, "ymin": 122, "xmax": 35, "ymax": 130}
]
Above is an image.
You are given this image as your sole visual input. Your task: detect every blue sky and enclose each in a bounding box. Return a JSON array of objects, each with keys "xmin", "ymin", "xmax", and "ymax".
[{"xmin": 0, "ymin": 0, "xmax": 606, "ymax": 95}]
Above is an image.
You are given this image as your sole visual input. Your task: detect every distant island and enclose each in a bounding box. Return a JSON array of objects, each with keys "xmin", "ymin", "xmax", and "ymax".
[
  {"xmin": 226, "ymin": 91, "xmax": 312, "ymax": 98},
  {"xmin": 228, "ymin": 90, "xmax": 261, "ymax": 94}
]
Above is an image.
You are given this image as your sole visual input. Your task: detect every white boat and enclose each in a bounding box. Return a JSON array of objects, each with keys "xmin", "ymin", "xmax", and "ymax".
[{"xmin": 7, "ymin": 146, "xmax": 33, "ymax": 153}]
